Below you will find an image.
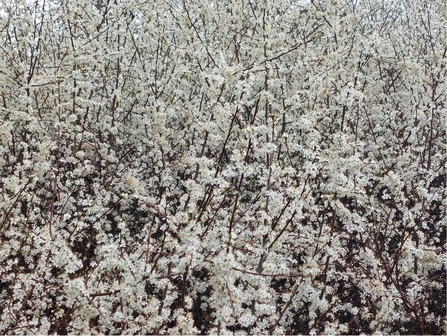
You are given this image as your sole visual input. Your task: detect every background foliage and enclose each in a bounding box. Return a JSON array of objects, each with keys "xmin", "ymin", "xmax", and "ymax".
[{"xmin": 0, "ymin": 0, "xmax": 445, "ymax": 334}]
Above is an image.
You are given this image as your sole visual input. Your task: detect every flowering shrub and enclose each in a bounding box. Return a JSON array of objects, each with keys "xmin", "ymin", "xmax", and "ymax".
[{"xmin": 0, "ymin": 0, "xmax": 445, "ymax": 334}]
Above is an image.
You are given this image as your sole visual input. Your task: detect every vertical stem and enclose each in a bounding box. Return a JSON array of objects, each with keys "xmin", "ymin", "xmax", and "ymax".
[
  {"xmin": 158, "ymin": 262, "xmax": 171, "ymax": 316},
  {"xmin": 319, "ymin": 210, "xmax": 336, "ymax": 300},
  {"xmin": 181, "ymin": 265, "xmax": 189, "ymax": 308},
  {"xmin": 227, "ymin": 194, "xmax": 239, "ymax": 253}
]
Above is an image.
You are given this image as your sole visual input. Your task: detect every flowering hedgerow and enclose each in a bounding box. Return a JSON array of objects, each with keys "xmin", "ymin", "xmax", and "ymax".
[{"xmin": 0, "ymin": 0, "xmax": 445, "ymax": 334}]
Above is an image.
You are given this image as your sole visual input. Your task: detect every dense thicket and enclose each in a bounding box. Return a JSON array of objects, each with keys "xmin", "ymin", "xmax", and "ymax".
[{"xmin": 0, "ymin": 0, "xmax": 445, "ymax": 334}]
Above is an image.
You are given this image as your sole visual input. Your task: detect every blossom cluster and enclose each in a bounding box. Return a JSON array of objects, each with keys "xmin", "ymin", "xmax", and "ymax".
[{"xmin": 0, "ymin": 0, "xmax": 445, "ymax": 334}]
